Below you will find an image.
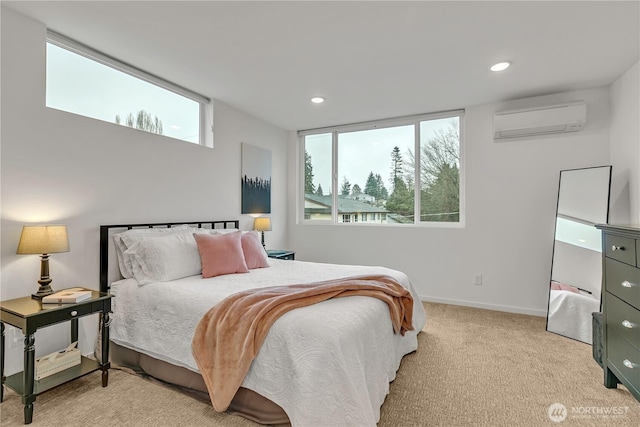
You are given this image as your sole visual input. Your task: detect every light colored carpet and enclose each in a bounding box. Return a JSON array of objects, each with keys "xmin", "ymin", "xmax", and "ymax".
[{"xmin": 1, "ymin": 302, "xmax": 638, "ymax": 426}]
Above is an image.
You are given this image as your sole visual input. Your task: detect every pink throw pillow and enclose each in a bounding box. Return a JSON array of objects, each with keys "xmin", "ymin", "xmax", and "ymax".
[
  {"xmin": 241, "ymin": 231, "xmax": 270, "ymax": 269},
  {"xmin": 194, "ymin": 232, "xmax": 249, "ymax": 278}
]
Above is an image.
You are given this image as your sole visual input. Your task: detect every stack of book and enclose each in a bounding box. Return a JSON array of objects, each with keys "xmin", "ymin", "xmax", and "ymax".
[{"xmin": 42, "ymin": 288, "xmax": 92, "ymax": 304}]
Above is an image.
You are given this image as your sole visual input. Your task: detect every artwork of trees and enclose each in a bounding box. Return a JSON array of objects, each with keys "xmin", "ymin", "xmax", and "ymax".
[
  {"xmin": 242, "ymin": 175, "xmax": 271, "ymax": 214},
  {"xmin": 242, "ymin": 143, "xmax": 272, "ymax": 214}
]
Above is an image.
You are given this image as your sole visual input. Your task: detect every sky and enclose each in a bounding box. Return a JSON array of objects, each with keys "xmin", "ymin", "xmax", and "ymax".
[
  {"xmin": 46, "ymin": 43, "xmax": 200, "ymax": 143},
  {"xmin": 305, "ymin": 117, "xmax": 457, "ymax": 194}
]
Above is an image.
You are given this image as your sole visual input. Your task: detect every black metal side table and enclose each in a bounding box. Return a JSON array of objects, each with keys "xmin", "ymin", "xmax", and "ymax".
[{"xmin": 0, "ymin": 289, "xmax": 112, "ymax": 424}]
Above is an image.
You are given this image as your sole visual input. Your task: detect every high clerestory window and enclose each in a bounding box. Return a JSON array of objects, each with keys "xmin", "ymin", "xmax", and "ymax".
[
  {"xmin": 300, "ymin": 111, "xmax": 464, "ymax": 226},
  {"xmin": 46, "ymin": 31, "xmax": 210, "ymax": 145}
]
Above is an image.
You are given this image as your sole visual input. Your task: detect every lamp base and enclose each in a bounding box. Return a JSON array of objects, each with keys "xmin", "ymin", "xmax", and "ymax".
[
  {"xmin": 32, "ymin": 288, "xmax": 54, "ymax": 300},
  {"xmin": 31, "ymin": 282, "xmax": 54, "ymax": 300},
  {"xmin": 32, "ymin": 255, "xmax": 55, "ymax": 299}
]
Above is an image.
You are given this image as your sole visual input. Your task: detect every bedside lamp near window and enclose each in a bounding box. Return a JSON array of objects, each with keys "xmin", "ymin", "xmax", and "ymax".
[
  {"xmin": 253, "ymin": 217, "xmax": 272, "ymax": 249},
  {"xmin": 16, "ymin": 225, "xmax": 69, "ymax": 299}
]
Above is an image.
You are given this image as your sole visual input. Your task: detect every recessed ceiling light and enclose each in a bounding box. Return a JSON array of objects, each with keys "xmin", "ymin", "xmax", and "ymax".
[
  {"xmin": 490, "ymin": 61, "xmax": 511, "ymax": 72},
  {"xmin": 311, "ymin": 97, "xmax": 325, "ymax": 104}
]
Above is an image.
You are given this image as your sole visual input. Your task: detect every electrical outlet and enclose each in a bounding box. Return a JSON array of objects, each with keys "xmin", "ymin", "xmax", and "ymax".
[{"xmin": 474, "ymin": 274, "xmax": 483, "ymax": 286}]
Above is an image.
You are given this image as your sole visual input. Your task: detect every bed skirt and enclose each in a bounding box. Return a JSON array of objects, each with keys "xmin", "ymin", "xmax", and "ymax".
[{"xmin": 109, "ymin": 342, "xmax": 291, "ymax": 426}]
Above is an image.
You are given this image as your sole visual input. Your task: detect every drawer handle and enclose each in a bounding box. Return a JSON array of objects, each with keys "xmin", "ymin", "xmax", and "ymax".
[
  {"xmin": 621, "ymin": 281, "xmax": 633, "ymax": 288},
  {"xmin": 622, "ymin": 320, "xmax": 634, "ymax": 329},
  {"xmin": 623, "ymin": 359, "xmax": 635, "ymax": 369},
  {"xmin": 70, "ymin": 310, "xmax": 78, "ymax": 317},
  {"xmin": 611, "ymin": 245, "xmax": 625, "ymax": 251}
]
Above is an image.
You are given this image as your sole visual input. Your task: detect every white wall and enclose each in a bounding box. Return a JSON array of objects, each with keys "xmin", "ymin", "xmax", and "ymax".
[
  {"xmin": 0, "ymin": 8, "xmax": 288, "ymax": 375},
  {"xmin": 287, "ymin": 88, "xmax": 612, "ymax": 317},
  {"xmin": 610, "ymin": 60, "xmax": 640, "ymax": 224}
]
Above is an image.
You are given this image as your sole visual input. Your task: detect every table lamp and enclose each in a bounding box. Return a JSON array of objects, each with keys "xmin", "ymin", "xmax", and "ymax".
[
  {"xmin": 16, "ymin": 225, "xmax": 69, "ymax": 299},
  {"xmin": 253, "ymin": 217, "xmax": 272, "ymax": 248}
]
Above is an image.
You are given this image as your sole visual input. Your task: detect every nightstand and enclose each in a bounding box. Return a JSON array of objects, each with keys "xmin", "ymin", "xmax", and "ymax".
[
  {"xmin": 266, "ymin": 250, "xmax": 296, "ymax": 260},
  {"xmin": 0, "ymin": 289, "xmax": 112, "ymax": 424}
]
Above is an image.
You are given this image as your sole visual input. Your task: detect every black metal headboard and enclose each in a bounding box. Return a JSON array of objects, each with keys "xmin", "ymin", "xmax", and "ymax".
[{"xmin": 99, "ymin": 220, "xmax": 240, "ymax": 293}]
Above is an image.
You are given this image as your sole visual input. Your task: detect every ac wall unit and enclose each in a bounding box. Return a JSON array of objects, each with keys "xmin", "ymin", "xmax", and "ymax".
[{"xmin": 494, "ymin": 101, "xmax": 586, "ymax": 140}]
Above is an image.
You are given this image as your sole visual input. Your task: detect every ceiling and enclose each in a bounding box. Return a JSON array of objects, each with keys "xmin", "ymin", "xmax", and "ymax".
[{"xmin": 4, "ymin": 1, "xmax": 639, "ymax": 131}]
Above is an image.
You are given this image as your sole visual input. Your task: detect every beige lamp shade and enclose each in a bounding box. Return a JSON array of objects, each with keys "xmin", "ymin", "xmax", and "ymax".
[
  {"xmin": 253, "ymin": 217, "xmax": 272, "ymax": 232},
  {"xmin": 17, "ymin": 225, "xmax": 69, "ymax": 255}
]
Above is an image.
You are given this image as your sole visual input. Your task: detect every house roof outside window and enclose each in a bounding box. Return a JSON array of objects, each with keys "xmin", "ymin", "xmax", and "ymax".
[{"xmin": 304, "ymin": 194, "xmax": 388, "ymax": 214}]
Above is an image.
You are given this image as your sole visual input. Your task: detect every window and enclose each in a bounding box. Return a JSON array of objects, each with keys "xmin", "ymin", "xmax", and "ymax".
[
  {"xmin": 46, "ymin": 32, "xmax": 209, "ymax": 144},
  {"xmin": 301, "ymin": 111, "xmax": 463, "ymax": 225}
]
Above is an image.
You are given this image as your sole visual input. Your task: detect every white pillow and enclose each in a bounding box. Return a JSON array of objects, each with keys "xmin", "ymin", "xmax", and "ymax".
[
  {"xmin": 113, "ymin": 225, "xmax": 191, "ymax": 278},
  {"xmin": 122, "ymin": 232, "xmax": 202, "ymax": 285}
]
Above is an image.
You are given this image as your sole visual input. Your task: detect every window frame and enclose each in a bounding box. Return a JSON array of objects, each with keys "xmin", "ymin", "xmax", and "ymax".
[
  {"xmin": 299, "ymin": 110, "xmax": 465, "ymax": 227},
  {"xmin": 46, "ymin": 31, "xmax": 211, "ymax": 146}
]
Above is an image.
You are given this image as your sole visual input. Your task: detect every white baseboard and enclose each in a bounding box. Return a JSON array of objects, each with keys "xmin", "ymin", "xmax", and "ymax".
[{"xmin": 419, "ymin": 295, "xmax": 548, "ymax": 317}]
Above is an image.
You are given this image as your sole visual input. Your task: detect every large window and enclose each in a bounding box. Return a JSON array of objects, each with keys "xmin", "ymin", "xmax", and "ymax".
[
  {"xmin": 46, "ymin": 32, "xmax": 209, "ymax": 144},
  {"xmin": 301, "ymin": 111, "xmax": 463, "ymax": 225}
]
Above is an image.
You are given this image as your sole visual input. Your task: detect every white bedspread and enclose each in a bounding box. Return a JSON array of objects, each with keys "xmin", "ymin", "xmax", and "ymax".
[
  {"xmin": 110, "ymin": 259, "xmax": 426, "ymax": 427},
  {"xmin": 547, "ymin": 289, "xmax": 600, "ymax": 344}
]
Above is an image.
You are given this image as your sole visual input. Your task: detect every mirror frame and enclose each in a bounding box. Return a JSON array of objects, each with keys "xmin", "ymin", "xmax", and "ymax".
[{"xmin": 545, "ymin": 165, "xmax": 612, "ymax": 343}]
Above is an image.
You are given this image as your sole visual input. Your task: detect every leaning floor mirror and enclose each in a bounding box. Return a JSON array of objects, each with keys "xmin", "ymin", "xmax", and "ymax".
[{"xmin": 546, "ymin": 165, "xmax": 612, "ymax": 344}]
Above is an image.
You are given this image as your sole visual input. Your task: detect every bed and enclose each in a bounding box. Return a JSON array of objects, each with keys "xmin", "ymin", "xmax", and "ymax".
[
  {"xmin": 547, "ymin": 282, "xmax": 600, "ymax": 344},
  {"xmin": 99, "ymin": 220, "xmax": 427, "ymax": 426}
]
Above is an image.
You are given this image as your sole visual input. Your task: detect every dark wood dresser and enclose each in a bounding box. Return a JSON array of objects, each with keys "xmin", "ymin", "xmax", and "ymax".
[{"xmin": 596, "ymin": 224, "xmax": 640, "ymax": 401}]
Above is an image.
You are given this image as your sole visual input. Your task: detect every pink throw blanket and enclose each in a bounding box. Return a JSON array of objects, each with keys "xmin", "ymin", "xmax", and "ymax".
[{"xmin": 191, "ymin": 274, "xmax": 414, "ymax": 412}]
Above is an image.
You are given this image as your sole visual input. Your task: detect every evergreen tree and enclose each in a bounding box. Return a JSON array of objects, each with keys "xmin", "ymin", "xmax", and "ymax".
[
  {"xmin": 380, "ymin": 146, "xmax": 415, "ymax": 218},
  {"xmin": 340, "ymin": 176, "xmax": 351, "ymax": 196},
  {"xmin": 351, "ymin": 184, "xmax": 362, "ymax": 195},
  {"xmin": 386, "ymin": 177, "xmax": 414, "ymax": 218},
  {"xmin": 304, "ymin": 150, "xmax": 316, "ymax": 194},
  {"xmin": 375, "ymin": 174, "xmax": 388, "ymax": 200},
  {"xmin": 390, "ymin": 146, "xmax": 403, "ymax": 190},
  {"xmin": 364, "ymin": 172, "xmax": 378, "ymax": 198},
  {"xmin": 315, "ymin": 183, "xmax": 324, "ymax": 196},
  {"xmin": 386, "ymin": 147, "xmax": 413, "ymax": 218},
  {"xmin": 421, "ymin": 163, "xmax": 459, "ymax": 222}
]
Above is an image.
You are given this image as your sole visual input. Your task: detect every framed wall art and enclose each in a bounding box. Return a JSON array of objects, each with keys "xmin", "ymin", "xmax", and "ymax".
[{"xmin": 241, "ymin": 143, "xmax": 271, "ymax": 214}]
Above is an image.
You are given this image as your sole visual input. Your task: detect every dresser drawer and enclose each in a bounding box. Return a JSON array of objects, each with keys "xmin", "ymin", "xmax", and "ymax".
[
  {"xmin": 606, "ymin": 293, "xmax": 640, "ymax": 350},
  {"xmin": 605, "ymin": 258, "xmax": 640, "ymax": 309},
  {"xmin": 607, "ymin": 326, "xmax": 640, "ymax": 391},
  {"xmin": 604, "ymin": 234, "xmax": 637, "ymax": 266}
]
